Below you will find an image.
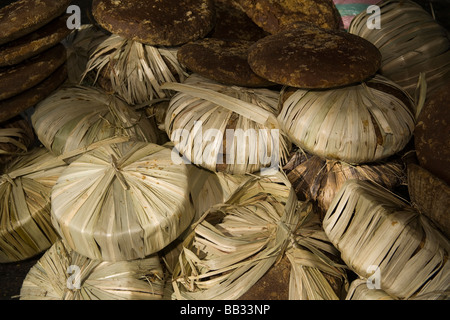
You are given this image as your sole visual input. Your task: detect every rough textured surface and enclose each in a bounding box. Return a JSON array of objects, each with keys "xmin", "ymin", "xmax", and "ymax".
[
  {"xmin": 238, "ymin": 255, "xmax": 291, "ymax": 300},
  {"xmin": 178, "ymin": 38, "xmax": 273, "ymax": 87},
  {"xmin": 238, "ymin": 0, "xmax": 341, "ymax": 34},
  {"xmin": 247, "ymin": 23, "xmax": 381, "ymax": 88},
  {"xmin": 92, "ymin": 0, "xmax": 216, "ymax": 46},
  {"xmin": 0, "ymin": 64, "xmax": 67, "ymax": 123},
  {"xmin": 414, "ymin": 81, "xmax": 450, "ymax": 186},
  {"xmin": 0, "ymin": 0, "xmax": 72, "ymax": 46},
  {"xmin": 0, "ymin": 44, "xmax": 67, "ymax": 100},
  {"xmin": 0, "ymin": 14, "xmax": 70, "ymax": 67},
  {"xmin": 408, "ymin": 163, "xmax": 450, "ymax": 239},
  {"xmin": 210, "ymin": 0, "xmax": 268, "ymax": 41}
]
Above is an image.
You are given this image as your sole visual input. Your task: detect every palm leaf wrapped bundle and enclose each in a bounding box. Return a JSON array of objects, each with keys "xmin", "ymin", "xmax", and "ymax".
[
  {"xmin": 349, "ymin": 0, "xmax": 450, "ymax": 96},
  {"xmin": 86, "ymin": 0, "xmax": 216, "ymax": 105},
  {"xmin": 84, "ymin": 34, "xmax": 188, "ymax": 105},
  {"xmin": 172, "ymin": 172, "xmax": 347, "ymax": 300},
  {"xmin": 283, "ymin": 150, "xmax": 405, "ymax": 215},
  {"xmin": 163, "ymin": 74, "xmax": 290, "ymax": 175},
  {"xmin": 20, "ymin": 239, "xmax": 165, "ymax": 300},
  {"xmin": 0, "ymin": 147, "xmax": 67, "ymax": 263},
  {"xmin": 277, "ymin": 75, "xmax": 415, "ymax": 165},
  {"xmin": 31, "ymin": 86, "xmax": 159, "ymax": 157},
  {"xmin": 171, "ymin": 173, "xmax": 297, "ymax": 300},
  {"xmin": 323, "ymin": 180, "xmax": 450, "ymax": 300},
  {"xmin": 241, "ymin": 199, "xmax": 349, "ymax": 300},
  {"xmin": 51, "ymin": 141, "xmax": 194, "ymax": 262}
]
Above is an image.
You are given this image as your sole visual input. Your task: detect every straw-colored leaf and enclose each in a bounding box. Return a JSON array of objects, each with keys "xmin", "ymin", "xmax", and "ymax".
[
  {"xmin": 31, "ymin": 85, "xmax": 159, "ymax": 157},
  {"xmin": 83, "ymin": 34, "xmax": 188, "ymax": 105},
  {"xmin": 51, "ymin": 141, "xmax": 194, "ymax": 261},
  {"xmin": 349, "ymin": 0, "xmax": 450, "ymax": 97},
  {"xmin": 0, "ymin": 147, "xmax": 67, "ymax": 263},
  {"xmin": 163, "ymin": 74, "xmax": 290, "ymax": 174},
  {"xmin": 345, "ymin": 279, "xmax": 396, "ymax": 300},
  {"xmin": 171, "ymin": 172, "xmax": 298, "ymax": 300},
  {"xmin": 284, "ymin": 150, "xmax": 405, "ymax": 214},
  {"xmin": 323, "ymin": 179, "xmax": 450, "ymax": 299},
  {"xmin": 278, "ymin": 75, "xmax": 415, "ymax": 164},
  {"xmin": 20, "ymin": 239, "xmax": 166, "ymax": 300}
]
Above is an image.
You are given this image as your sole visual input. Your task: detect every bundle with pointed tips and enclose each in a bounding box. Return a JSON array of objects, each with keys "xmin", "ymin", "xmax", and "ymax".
[{"xmin": 20, "ymin": 239, "xmax": 166, "ymax": 300}]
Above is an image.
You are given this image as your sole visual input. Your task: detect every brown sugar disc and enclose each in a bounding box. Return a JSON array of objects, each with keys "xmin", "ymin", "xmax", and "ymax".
[
  {"xmin": 0, "ymin": 44, "xmax": 67, "ymax": 101},
  {"xmin": 0, "ymin": 14, "xmax": 71, "ymax": 67},
  {"xmin": 92, "ymin": 0, "xmax": 215, "ymax": 46},
  {"xmin": 238, "ymin": 0, "xmax": 341, "ymax": 34},
  {"xmin": 177, "ymin": 38, "xmax": 274, "ymax": 87},
  {"xmin": 0, "ymin": 0, "xmax": 72, "ymax": 46},
  {"xmin": 247, "ymin": 23, "xmax": 381, "ymax": 89},
  {"xmin": 407, "ymin": 163, "xmax": 450, "ymax": 238},
  {"xmin": 210, "ymin": 0, "xmax": 268, "ymax": 41},
  {"xmin": 414, "ymin": 82, "xmax": 450, "ymax": 185},
  {"xmin": 0, "ymin": 64, "xmax": 67, "ymax": 123}
]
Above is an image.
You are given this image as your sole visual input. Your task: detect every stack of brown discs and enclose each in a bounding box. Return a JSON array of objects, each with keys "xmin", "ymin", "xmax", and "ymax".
[
  {"xmin": 87, "ymin": 0, "xmax": 216, "ymax": 105},
  {"xmin": 0, "ymin": 0, "xmax": 71, "ymax": 123}
]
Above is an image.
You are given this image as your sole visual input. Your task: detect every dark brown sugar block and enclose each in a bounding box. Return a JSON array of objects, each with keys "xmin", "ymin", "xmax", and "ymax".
[
  {"xmin": 0, "ymin": 44, "xmax": 67, "ymax": 101},
  {"xmin": 414, "ymin": 82, "xmax": 450, "ymax": 186},
  {"xmin": 92, "ymin": 0, "xmax": 216, "ymax": 46},
  {"xmin": 237, "ymin": 0, "xmax": 341, "ymax": 34},
  {"xmin": 0, "ymin": 14, "xmax": 71, "ymax": 67},
  {"xmin": 177, "ymin": 38, "xmax": 273, "ymax": 87},
  {"xmin": 247, "ymin": 23, "xmax": 382, "ymax": 89},
  {"xmin": 0, "ymin": 64, "xmax": 67, "ymax": 123},
  {"xmin": 0, "ymin": 0, "xmax": 72, "ymax": 46},
  {"xmin": 407, "ymin": 163, "xmax": 450, "ymax": 239},
  {"xmin": 210, "ymin": 0, "xmax": 268, "ymax": 41}
]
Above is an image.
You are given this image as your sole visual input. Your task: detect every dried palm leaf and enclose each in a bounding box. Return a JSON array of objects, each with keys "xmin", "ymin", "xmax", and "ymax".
[
  {"xmin": 408, "ymin": 163, "xmax": 450, "ymax": 238},
  {"xmin": 162, "ymin": 74, "xmax": 290, "ymax": 175},
  {"xmin": 83, "ymin": 34, "xmax": 188, "ymax": 105},
  {"xmin": 20, "ymin": 239, "xmax": 166, "ymax": 300},
  {"xmin": 51, "ymin": 141, "xmax": 194, "ymax": 262},
  {"xmin": 345, "ymin": 279, "xmax": 396, "ymax": 300},
  {"xmin": 241, "ymin": 200, "xmax": 349, "ymax": 300},
  {"xmin": 172, "ymin": 171, "xmax": 346, "ymax": 300},
  {"xmin": 349, "ymin": 0, "xmax": 450, "ymax": 96},
  {"xmin": 188, "ymin": 165, "xmax": 254, "ymax": 220},
  {"xmin": 160, "ymin": 166, "xmax": 254, "ymax": 275},
  {"xmin": 171, "ymin": 172, "xmax": 297, "ymax": 300},
  {"xmin": 283, "ymin": 150, "xmax": 405, "ymax": 215},
  {"xmin": 62, "ymin": 24, "xmax": 111, "ymax": 85},
  {"xmin": 0, "ymin": 116, "xmax": 35, "ymax": 166},
  {"xmin": 0, "ymin": 147, "xmax": 67, "ymax": 263},
  {"xmin": 278, "ymin": 75, "xmax": 416, "ymax": 164},
  {"xmin": 323, "ymin": 179, "xmax": 450, "ymax": 299},
  {"xmin": 31, "ymin": 85, "xmax": 159, "ymax": 157}
]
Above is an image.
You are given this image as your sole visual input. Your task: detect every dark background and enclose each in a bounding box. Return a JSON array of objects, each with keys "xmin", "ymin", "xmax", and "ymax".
[{"xmin": 0, "ymin": 0, "xmax": 449, "ymax": 301}]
